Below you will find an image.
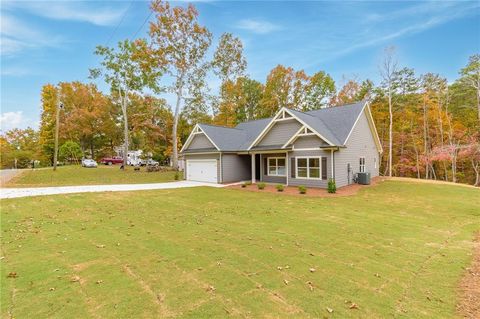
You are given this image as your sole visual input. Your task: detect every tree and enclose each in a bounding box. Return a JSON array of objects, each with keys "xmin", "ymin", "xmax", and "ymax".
[
  {"xmin": 459, "ymin": 54, "xmax": 480, "ymax": 123},
  {"xmin": 212, "ymin": 33, "xmax": 246, "ymax": 84},
  {"xmin": 333, "ymin": 79, "xmax": 361, "ymax": 106},
  {"xmin": 59, "ymin": 141, "xmax": 83, "ymax": 164},
  {"xmin": 39, "ymin": 84, "xmax": 58, "ymax": 164},
  {"xmin": 149, "ymin": 0, "xmax": 212, "ymax": 169},
  {"xmin": 90, "ymin": 40, "xmax": 146, "ymax": 168},
  {"xmin": 459, "ymin": 134, "xmax": 480, "ymax": 186},
  {"xmin": 380, "ymin": 46, "xmax": 398, "ymax": 177},
  {"xmin": 304, "ymin": 71, "xmax": 335, "ymax": 110}
]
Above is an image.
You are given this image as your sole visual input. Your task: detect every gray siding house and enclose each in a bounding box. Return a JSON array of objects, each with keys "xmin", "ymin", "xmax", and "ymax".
[{"xmin": 180, "ymin": 101, "xmax": 383, "ymax": 188}]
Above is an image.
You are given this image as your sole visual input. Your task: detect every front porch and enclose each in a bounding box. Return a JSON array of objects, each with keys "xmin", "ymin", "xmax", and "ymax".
[{"xmin": 245, "ymin": 148, "xmax": 337, "ymax": 188}]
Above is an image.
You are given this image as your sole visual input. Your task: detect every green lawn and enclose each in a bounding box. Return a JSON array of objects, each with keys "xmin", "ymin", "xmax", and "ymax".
[
  {"xmin": 4, "ymin": 165, "xmax": 179, "ymax": 187},
  {"xmin": 1, "ymin": 181, "xmax": 479, "ymax": 318}
]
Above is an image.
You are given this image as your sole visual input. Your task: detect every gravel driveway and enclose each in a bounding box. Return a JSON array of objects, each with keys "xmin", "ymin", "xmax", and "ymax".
[{"xmin": 0, "ymin": 181, "xmax": 225, "ymax": 199}]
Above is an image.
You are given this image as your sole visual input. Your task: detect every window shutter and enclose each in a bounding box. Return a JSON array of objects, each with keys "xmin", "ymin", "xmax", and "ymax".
[
  {"xmin": 322, "ymin": 157, "xmax": 327, "ymax": 180},
  {"xmin": 291, "ymin": 157, "xmax": 296, "ymax": 178},
  {"xmin": 264, "ymin": 157, "xmax": 268, "ymax": 175}
]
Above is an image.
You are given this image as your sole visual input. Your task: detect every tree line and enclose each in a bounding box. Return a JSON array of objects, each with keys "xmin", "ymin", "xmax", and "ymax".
[{"xmin": 1, "ymin": 0, "xmax": 478, "ymax": 185}]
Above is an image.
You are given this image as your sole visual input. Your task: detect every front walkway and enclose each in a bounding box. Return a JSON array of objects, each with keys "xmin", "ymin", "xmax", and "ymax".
[{"xmin": 0, "ymin": 181, "xmax": 225, "ymax": 199}]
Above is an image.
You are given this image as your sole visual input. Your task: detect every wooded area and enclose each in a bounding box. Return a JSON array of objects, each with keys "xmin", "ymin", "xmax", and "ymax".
[{"xmin": 1, "ymin": 0, "xmax": 478, "ymax": 186}]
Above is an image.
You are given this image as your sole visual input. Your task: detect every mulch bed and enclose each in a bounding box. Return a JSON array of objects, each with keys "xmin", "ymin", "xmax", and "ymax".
[
  {"xmin": 457, "ymin": 233, "xmax": 480, "ymax": 319},
  {"xmin": 226, "ymin": 176, "xmax": 385, "ymax": 197}
]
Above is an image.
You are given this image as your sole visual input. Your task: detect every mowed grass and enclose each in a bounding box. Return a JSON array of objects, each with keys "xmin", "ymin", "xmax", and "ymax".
[
  {"xmin": 1, "ymin": 181, "xmax": 479, "ymax": 318},
  {"xmin": 4, "ymin": 165, "xmax": 179, "ymax": 187}
]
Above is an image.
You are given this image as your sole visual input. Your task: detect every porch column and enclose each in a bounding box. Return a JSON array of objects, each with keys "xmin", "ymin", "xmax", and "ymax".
[
  {"xmin": 330, "ymin": 149, "xmax": 334, "ymax": 179},
  {"xmin": 286, "ymin": 152, "xmax": 289, "ymax": 186},
  {"xmin": 251, "ymin": 153, "xmax": 256, "ymax": 183}
]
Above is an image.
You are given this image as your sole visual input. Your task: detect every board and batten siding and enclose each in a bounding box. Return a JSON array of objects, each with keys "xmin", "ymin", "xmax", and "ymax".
[
  {"xmin": 257, "ymin": 120, "xmax": 302, "ymax": 146},
  {"xmin": 183, "ymin": 153, "xmax": 220, "ymax": 183},
  {"xmin": 335, "ymin": 110, "xmax": 380, "ymax": 187},
  {"xmin": 186, "ymin": 134, "xmax": 215, "ymax": 150},
  {"xmin": 293, "ymin": 135, "xmax": 328, "ymax": 149},
  {"xmin": 221, "ymin": 154, "xmax": 250, "ymax": 183},
  {"xmin": 288, "ymin": 150, "xmax": 331, "ymax": 188}
]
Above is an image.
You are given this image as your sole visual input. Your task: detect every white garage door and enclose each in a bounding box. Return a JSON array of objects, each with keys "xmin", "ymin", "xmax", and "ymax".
[{"xmin": 186, "ymin": 160, "xmax": 218, "ymax": 183}]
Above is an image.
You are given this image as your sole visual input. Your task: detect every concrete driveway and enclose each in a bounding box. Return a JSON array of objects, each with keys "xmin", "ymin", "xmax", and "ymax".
[
  {"xmin": 0, "ymin": 181, "xmax": 225, "ymax": 199},
  {"xmin": 0, "ymin": 169, "xmax": 22, "ymax": 186}
]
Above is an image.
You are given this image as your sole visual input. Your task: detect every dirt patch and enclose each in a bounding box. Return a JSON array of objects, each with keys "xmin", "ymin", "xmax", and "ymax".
[
  {"xmin": 457, "ymin": 233, "xmax": 480, "ymax": 319},
  {"xmin": 226, "ymin": 176, "xmax": 384, "ymax": 197}
]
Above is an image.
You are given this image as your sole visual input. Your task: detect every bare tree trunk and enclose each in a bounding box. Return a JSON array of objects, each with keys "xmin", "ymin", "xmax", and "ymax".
[
  {"xmin": 473, "ymin": 159, "xmax": 480, "ymax": 187},
  {"xmin": 122, "ymin": 103, "xmax": 129, "ymax": 168},
  {"xmin": 422, "ymin": 96, "xmax": 430, "ymax": 179},
  {"xmin": 388, "ymin": 91, "xmax": 393, "ymax": 177},
  {"xmin": 172, "ymin": 84, "xmax": 183, "ymax": 170}
]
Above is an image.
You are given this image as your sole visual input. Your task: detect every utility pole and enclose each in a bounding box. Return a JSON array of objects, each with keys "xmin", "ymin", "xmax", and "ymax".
[{"xmin": 53, "ymin": 92, "xmax": 64, "ymax": 171}]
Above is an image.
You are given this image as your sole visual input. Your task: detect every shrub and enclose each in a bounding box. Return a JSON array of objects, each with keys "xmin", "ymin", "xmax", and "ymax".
[
  {"xmin": 257, "ymin": 182, "xmax": 266, "ymax": 190},
  {"xmin": 241, "ymin": 182, "xmax": 248, "ymax": 188},
  {"xmin": 174, "ymin": 171, "xmax": 180, "ymax": 180},
  {"xmin": 276, "ymin": 184, "xmax": 284, "ymax": 192},
  {"xmin": 298, "ymin": 185, "xmax": 307, "ymax": 194},
  {"xmin": 245, "ymin": 181, "xmax": 252, "ymax": 186},
  {"xmin": 327, "ymin": 178, "xmax": 336, "ymax": 193}
]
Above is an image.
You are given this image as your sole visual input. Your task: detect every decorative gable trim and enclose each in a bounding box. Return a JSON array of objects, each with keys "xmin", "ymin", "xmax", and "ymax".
[
  {"xmin": 248, "ymin": 107, "xmax": 335, "ymax": 150},
  {"xmin": 180, "ymin": 124, "xmax": 220, "ymax": 153},
  {"xmin": 343, "ymin": 101, "xmax": 383, "ymax": 153}
]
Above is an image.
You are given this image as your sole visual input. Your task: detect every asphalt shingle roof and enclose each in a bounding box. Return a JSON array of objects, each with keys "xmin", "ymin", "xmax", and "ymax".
[{"xmin": 186, "ymin": 101, "xmax": 367, "ymax": 152}]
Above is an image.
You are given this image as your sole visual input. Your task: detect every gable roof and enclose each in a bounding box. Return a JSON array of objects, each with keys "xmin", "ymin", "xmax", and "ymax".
[{"xmin": 181, "ymin": 101, "xmax": 376, "ymax": 153}]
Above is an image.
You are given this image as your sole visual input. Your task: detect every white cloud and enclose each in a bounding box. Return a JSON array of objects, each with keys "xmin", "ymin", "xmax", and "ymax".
[
  {"xmin": 3, "ymin": 1, "xmax": 127, "ymax": 26},
  {"xmin": 236, "ymin": 19, "xmax": 281, "ymax": 34},
  {"xmin": 1, "ymin": 14, "xmax": 64, "ymax": 56},
  {"xmin": 0, "ymin": 112, "xmax": 39, "ymax": 132}
]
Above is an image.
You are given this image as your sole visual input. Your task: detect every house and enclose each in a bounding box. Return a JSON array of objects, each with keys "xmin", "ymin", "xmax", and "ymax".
[{"xmin": 179, "ymin": 100, "xmax": 383, "ymax": 188}]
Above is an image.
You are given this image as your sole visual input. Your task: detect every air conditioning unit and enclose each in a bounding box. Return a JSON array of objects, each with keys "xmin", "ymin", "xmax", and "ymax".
[{"xmin": 357, "ymin": 172, "xmax": 371, "ymax": 185}]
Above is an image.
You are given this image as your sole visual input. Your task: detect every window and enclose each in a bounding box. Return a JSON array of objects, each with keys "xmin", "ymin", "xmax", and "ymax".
[
  {"xmin": 267, "ymin": 157, "xmax": 286, "ymax": 176},
  {"xmin": 296, "ymin": 157, "xmax": 322, "ymax": 179},
  {"xmin": 359, "ymin": 157, "xmax": 365, "ymax": 173}
]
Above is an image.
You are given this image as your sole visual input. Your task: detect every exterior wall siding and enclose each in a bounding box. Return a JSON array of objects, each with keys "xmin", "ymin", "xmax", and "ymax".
[
  {"xmin": 287, "ymin": 150, "xmax": 331, "ymax": 188},
  {"xmin": 183, "ymin": 153, "xmax": 220, "ymax": 183},
  {"xmin": 186, "ymin": 134, "xmax": 215, "ymax": 150},
  {"xmin": 221, "ymin": 154, "xmax": 250, "ymax": 183},
  {"xmin": 335, "ymin": 110, "xmax": 380, "ymax": 187},
  {"xmin": 293, "ymin": 135, "xmax": 328, "ymax": 149},
  {"xmin": 258, "ymin": 120, "xmax": 302, "ymax": 146}
]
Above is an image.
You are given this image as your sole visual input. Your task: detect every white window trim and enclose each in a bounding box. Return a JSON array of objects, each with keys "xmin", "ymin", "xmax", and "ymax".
[
  {"xmin": 359, "ymin": 157, "xmax": 366, "ymax": 173},
  {"xmin": 267, "ymin": 157, "xmax": 286, "ymax": 177},
  {"xmin": 295, "ymin": 156, "xmax": 322, "ymax": 180},
  {"xmin": 374, "ymin": 157, "xmax": 377, "ymax": 169}
]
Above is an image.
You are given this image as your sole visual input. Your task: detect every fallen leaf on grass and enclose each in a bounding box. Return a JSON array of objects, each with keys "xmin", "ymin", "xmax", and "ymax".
[
  {"xmin": 206, "ymin": 285, "xmax": 215, "ymax": 292},
  {"xmin": 7, "ymin": 272, "xmax": 17, "ymax": 278},
  {"xmin": 306, "ymin": 281, "xmax": 314, "ymax": 291},
  {"xmin": 70, "ymin": 275, "xmax": 81, "ymax": 282},
  {"xmin": 349, "ymin": 303, "xmax": 359, "ymax": 309},
  {"xmin": 96, "ymin": 280, "xmax": 103, "ymax": 284},
  {"xmin": 49, "ymin": 287, "xmax": 55, "ymax": 291},
  {"xmin": 309, "ymin": 268, "xmax": 316, "ymax": 273},
  {"xmin": 277, "ymin": 266, "xmax": 283, "ymax": 270},
  {"xmin": 283, "ymin": 279, "xmax": 289, "ymax": 285},
  {"xmin": 96, "ymin": 244, "xmax": 105, "ymax": 248},
  {"xmin": 326, "ymin": 307, "xmax": 333, "ymax": 313}
]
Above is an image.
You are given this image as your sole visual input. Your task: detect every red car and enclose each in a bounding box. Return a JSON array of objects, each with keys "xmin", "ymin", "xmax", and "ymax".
[{"xmin": 100, "ymin": 156, "xmax": 124, "ymax": 165}]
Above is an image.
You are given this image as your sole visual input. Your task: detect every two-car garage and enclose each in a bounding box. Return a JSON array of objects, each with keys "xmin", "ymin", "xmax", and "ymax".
[{"xmin": 186, "ymin": 159, "xmax": 218, "ymax": 183}]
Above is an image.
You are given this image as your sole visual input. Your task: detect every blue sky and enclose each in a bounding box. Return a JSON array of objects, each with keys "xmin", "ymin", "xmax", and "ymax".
[{"xmin": 1, "ymin": 0, "xmax": 479, "ymax": 131}]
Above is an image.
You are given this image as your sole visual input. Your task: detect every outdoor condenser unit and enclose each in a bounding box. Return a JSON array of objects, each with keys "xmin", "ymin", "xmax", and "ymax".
[{"xmin": 357, "ymin": 172, "xmax": 371, "ymax": 185}]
